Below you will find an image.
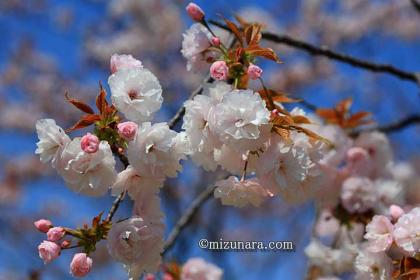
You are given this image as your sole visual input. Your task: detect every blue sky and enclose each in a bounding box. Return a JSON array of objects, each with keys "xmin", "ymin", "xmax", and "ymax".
[{"xmin": 0, "ymin": 0, "xmax": 419, "ymax": 279}]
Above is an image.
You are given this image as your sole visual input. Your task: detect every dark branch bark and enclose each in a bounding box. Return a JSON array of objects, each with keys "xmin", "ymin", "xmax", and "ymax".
[
  {"xmin": 411, "ymin": 0, "xmax": 420, "ymax": 14},
  {"xmin": 162, "ymin": 182, "xmax": 219, "ymax": 255},
  {"xmin": 106, "ymin": 153, "xmax": 129, "ymax": 222},
  {"xmin": 377, "ymin": 115, "xmax": 420, "ymax": 133},
  {"xmin": 167, "ymin": 75, "xmax": 212, "ymax": 129},
  {"xmin": 210, "ymin": 20, "xmax": 419, "ymax": 85}
]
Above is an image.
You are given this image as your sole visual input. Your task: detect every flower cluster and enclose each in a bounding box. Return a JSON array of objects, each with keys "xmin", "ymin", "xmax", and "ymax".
[
  {"xmin": 304, "ymin": 100, "xmax": 420, "ymax": 279},
  {"xmin": 34, "ymin": 52, "xmax": 188, "ymax": 278},
  {"xmin": 32, "ymin": 2, "xmax": 420, "ymax": 280}
]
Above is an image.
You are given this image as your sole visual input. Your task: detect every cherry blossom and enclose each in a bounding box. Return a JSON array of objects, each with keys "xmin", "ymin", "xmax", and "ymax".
[
  {"xmin": 108, "ymin": 68, "xmax": 163, "ymax": 123},
  {"xmin": 181, "ymin": 23, "xmax": 213, "ymax": 72},
  {"xmin": 38, "ymin": 241, "xmax": 61, "ymax": 264},
  {"xmin": 110, "ymin": 53, "xmax": 143, "ymax": 74},
  {"xmin": 214, "ymin": 176, "xmax": 270, "ymax": 208},
  {"xmin": 35, "ymin": 119, "xmax": 70, "ymax": 167},
  {"xmin": 393, "ymin": 207, "xmax": 420, "ymax": 255},
  {"xmin": 364, "ymin": 215, "xmax": 394, "ymax": 253},
  {"xmin": 181, "ymin": 258, "xmax": 223, "ymax": 280},
  {"xmin": 70, "ymin": 253, "xmax": 93, "ymax": 278}
]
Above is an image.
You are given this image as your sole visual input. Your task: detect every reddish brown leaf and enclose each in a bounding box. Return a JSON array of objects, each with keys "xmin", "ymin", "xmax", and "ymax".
[
  {"xmin": 246, "ymin": 46, "xmax": 282, "ymax": 63},
  {"xmin": 224, "ymin": 19, "xmax": 243, "ymax": 46},
  {"xmin": 66, "ymin": 114, "xmax": 101, "ymax": 132},
  {"xmin": 292, "ymin": 115, "xmax": 312, "ymax": 124},
  {"xmin": 272, "ymin": 95, "xmax": 301, "ymax": 103},
  {"xmin": 65, "ymin": 92, "xmax": 94, "ymax": 114},
  {"xmin": 96, "ymin": 84, "xmax": 109, "ymax": 114}
]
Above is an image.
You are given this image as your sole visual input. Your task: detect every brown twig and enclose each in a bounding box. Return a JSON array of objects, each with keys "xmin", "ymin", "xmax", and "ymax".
[
  {"xmin": 105, "ymin": 153, "xmax": 129, "ymax": 222},
  {"xmin": 162, "ymin": 182, "xmax": 219, "ymax": 255},
  {"xmin": 209, "ymin": 20, "xmax": 419, "ymax": 85},
  {"xmin": 411, "ymin": 0, "xmax": 420, "ymax": 14},
  {"xmin": 376, "ymin": 114, "xmax": 420, "ymax": 133},
  {"xmin": 167, "ymin": 75, "xmax": 212, "ymax": 129}
]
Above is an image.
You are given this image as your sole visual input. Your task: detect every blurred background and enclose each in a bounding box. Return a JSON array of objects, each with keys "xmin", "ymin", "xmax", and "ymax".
[{"xmin": 0, "ymin": 0, "xmax": 419, "ymax": 279}]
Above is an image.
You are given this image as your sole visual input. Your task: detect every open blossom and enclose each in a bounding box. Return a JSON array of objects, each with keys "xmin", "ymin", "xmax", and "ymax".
[
  {"xmin": 110, "ymin": 54, "xmax": 143, "ymax": 73},
  {"xmin": 209, "ymin": 89, "xmax": 270, "ymax": 152},
  {"xmin": 181, "ymin": 23, "xmax": 213, "ymax": 72},
  {"xmin": 182, "ymin": 94, "xmax": 219, "ymax": 171},
  {"xmin": 210, "ymin": 61, "xmax": 229, "ymax": 80},
  {"xmin": 364, "ymin": 215, "xmax": 394, "ymax": 253},
  {"xmin": 80, "ymin": 133, "xmax": 99, "ymax": 154},
  {"xmin": 127, "ymin": 122, "xmax": 185, "ymax": 178},
  {"xmin": 305, "ymin": 239, "xmax": 358, "ymax": 275},
  {"xmin": 204, "ymin": 81, "xmax": 232, "ymax": 102},
  {"xmin": 133, "ymin": 191, "xmax": 164, "ymax": 223},
  {"xmin": 345, "ymin": 147, "xmax": 373, "ymax": 176},
  {"xmin": 247, "ymin": 64, "xmax": 263, "ymax": 80},
  {"xmin": 316, "ymin": 124, "xmax": 353, "ymax": 166},
  {"xmin": 181, "ymin": 258, "xmax": 223, "ymax": 280},
  {"xmin": 354, "ymin": 132, "xmax": 393, "ymax": 177},
  {"xmin": 58, "ymin": 138, "xmax": 117, "ymax": 196},
  {"xmin": 393, "ymin": 207, "xmax": 420, "ymax": 254},
  {"xmin": 107, "ymin": 217, "xmax": 164, "ymax": 280},
  {"xmin": 117, "ymin": 121, "xmax": 138, "ymax": 141},
  {"xmin": 186, "ymin": 2, "xmax": 204, "ymax": 22},
  {"xmin": 354, "ymin": 250, "xmax": 393, "ymax": 280},
  {"xmin": 35, "ymin": 119, "xmax": 70, "ymax": 167},
  {"xmin": 214, "ymin": 176, "xmax": 270, "ymax": 208},
  {"xmin": 38, "ymin": 241, "xmax": 61, "ymax": 264},
  {"xmin": 47, "ymin": 227, "xmax": 65, "ymax": 242},
  {"xmin": 214, "ymin": 144, "xmax": 258, "ymax": 175},
  {"xmin": 70, "ymin": 253, "xmax": 92, "ymax": 278},
  {"xmin": 34, "ymin": 219, "xmax": 52, "ymax": 233},
  {"xmin": 108, "ymin": 68, "xmax": 163, "ymax": 123},
  {"xmin": 341, "ymin": 177, "xmax": 377, "ymax": 213},
  {"xmin": 256, "ymin": 136, "xmax": 309, "ymax": 199},
  {"xmin": 111, "ymin": 165, "xmax": 165, "ymax": 199}
]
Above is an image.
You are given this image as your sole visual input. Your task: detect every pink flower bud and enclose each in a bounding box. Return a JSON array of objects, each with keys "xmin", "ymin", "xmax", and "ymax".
[
  {"xmin": 162, "ymin": 273, "xmax": 174, "ymax": 280},
  {"xmin": 80, "ymin": 133, "xmax": 99, "ymax": 154},
  {"xmin": 186, "ymin": 2, "xmax": 204, "ymax": 22},
  {"xmin": 390, "ymin": 204, "xmax": 404, "ymax": 221},
  {"xmin": 144, "ymin": 274, "xmax": 156, "ymax": 280},
  {"xmin": 117, "ymin": 121, "xmax": 138, "ymax": 141},
  {"xmin": 70, "ymin": 253, "xmax": 93, "ymax": 278},
  {"xmin": 211, "ymin": 37, "xmax": 221, "ymax": 47},
  {"xmin": 247, "ymin": 64, "xmax": 263, "ymax": 80},
  {"xmin": 210, "ymin": 61, "xmax": 229, "ymax": 81},
  {"xmin": 110, "ymin": 54, "xmax": 143, "ymax": 74},
  {"xmin": 38, "ymin": 241, "xmax": 61, "ymax": 264},
  {"xmin": 47, "ymin": 227, "xmax": 66, "ymax": 242},
  {"xmin": 61, "ymin": 240, "xmax": 71, "ymax": 248},
  {"xmin": 34, "ymin": 219, "xmax": 52, "ymax": 233}
]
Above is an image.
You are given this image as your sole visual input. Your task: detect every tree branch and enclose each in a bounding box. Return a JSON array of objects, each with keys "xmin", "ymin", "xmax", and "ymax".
[
  {"xmin": 167, "ymin": 75, "xmax": 212, "ymax": 129},
  {"xmin": 105, "ymin": 153, "xmax": 129, "ymax": 222},
  {"xmin": 209, "ymin": 20, "xmax": 419, "ymax": 85},
  {"xmin": 162, "ymin": 182, "xmax": 219, "ymax": 255},
  {"xmin": 376, "ymin": 114, "xmax": 420, "ymax": 133},
  {"xmin": 411, "ymin": 0, "xmax": 420, "ymax": 14}
]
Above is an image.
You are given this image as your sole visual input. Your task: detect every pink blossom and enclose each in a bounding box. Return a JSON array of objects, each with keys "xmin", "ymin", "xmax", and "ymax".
[
  {"xmin": 211, "ymin": 37, "xmax": 221, "ymax": 46},
  {"xmin": 110, "ymin": 54, "xmax": 143, "ymax": 74},
  {"xmin": 162, "ymin": 273, "xmax": 174, "ymax": 280},
  {"xmin": 34, "ymin": 219, "xmax": 52, "ymax": 233},
  {"xmin": 181, "ymin": 258, "xmax": 223, "ymax": 280},
  {"xmin": 70, "ymin": 253, "xmax": 93, "ymax": 278},
  {"xmin": 144, "ymin": 274, "xmax": 156, "ymax": 280},
  {"xmin": 389, "ymin": 204, "xmax": 404, "ymax": 221},
  {"xmin": 345, "ymin": 147, "xmax": 372, "ymax": 176},
  {"xmin": 210, "ymin": 61, "xmax": 229, "ymax": 81},
  {"xmin": 186, "ymin": 2, "xmax": 205, "ymax": 22},
  {"xmin": 117, "ymin": 121, "xmax": 138, "ymax": 141},
  {"xmin": 364, "ymin": 215, "xmax": 394, "ymax": 253},
  {"xmin": 38, "ymin": 241, "xmax": 61, "ymax": 264},
  {"xmin": 80, "ymin": 133, "xmax": 100, "ymax": 154},
  {"xmin": 393, "ymin": 207, "xmax": 420, "ymax": 254},
  {"xmin": 247, "ymin": 64, "xmax": 263, "ymax": 80},
  {"xmin": 47, "ymin": 227, "xmax": 65, "ymax": 242}
]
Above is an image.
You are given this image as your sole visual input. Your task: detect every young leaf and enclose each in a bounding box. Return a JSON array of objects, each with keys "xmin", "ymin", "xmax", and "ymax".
[
  {"xmin": 65, "ymin": 92, "xmax": 94, "ymax": 114},
  {"xmin": 66, "ymin": 114, "xmax": 101, "ymax": 132}
]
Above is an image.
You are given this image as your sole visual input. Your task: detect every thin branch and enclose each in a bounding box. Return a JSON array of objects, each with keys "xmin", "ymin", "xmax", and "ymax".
[
  {"xmin": 167, "ymin": 75, "xmax": 212, "ymax": 129},
  {"xmin": 411, "ymin": 0, "xmax": 420, "ymax": 14},
  {"xmin": 376, "ymin": 114, "xmax": 420, "ymax": 133},
  {"xmin": 105, "ymin": 153, "xmax": 129, "ymax": 222},
  {"xmin": 209, "ymin": 20, "xmax": 419, "ymax": 85},
  {"xmin": 162, "ymin": 182, "xmax": 219, "ymax": 255}
]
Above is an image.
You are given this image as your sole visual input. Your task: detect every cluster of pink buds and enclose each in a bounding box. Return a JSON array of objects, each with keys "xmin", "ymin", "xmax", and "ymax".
[{"xmin": 34, "ymin": 219, "xmax": 93, "ymax": 278}]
